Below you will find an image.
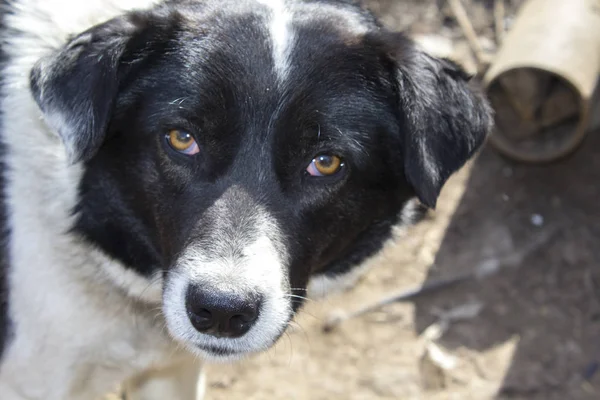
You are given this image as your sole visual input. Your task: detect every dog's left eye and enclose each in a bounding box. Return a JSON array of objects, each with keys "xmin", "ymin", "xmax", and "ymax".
[
  {"xmin": 306, "ymin": 154, "xmax": 344, "ymax": 177},
  {"xmin": 165, "ymin": 129, "xmax": 199, "ymax": 155}
]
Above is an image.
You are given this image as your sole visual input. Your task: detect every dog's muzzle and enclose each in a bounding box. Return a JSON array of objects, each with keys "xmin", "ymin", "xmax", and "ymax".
[{"xmin": 162, "ymin": 187, "xmax": 292, "ymax": 360}]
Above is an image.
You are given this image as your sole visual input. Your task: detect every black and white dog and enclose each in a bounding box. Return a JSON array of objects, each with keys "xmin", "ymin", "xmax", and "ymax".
[{"xmin": 0, "ymin": 0, "xmax": 491, "ymax": 398}]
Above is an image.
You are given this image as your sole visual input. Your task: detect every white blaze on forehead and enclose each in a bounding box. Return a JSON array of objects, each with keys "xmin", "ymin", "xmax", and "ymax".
[{"xmin": 257, "ymin": 0, "xmax": 294, "ymax": 81}]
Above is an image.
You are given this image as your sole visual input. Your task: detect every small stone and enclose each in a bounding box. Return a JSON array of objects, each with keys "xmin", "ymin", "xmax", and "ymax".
[
  {"xmin": 530, "ymin": 214, "xmax": 544, "ymax": 227},
  {"xmin": 210, "ymin": 375, "xmax": 236, "ymax": 389},
  {"xmin": 322, "ymin": 309, "xmax": 346, "ymax": 333}
]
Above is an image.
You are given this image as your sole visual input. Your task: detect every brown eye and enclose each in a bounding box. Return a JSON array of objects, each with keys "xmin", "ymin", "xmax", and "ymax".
[
  {"xmin": 306, "ymin": 154, "xmax": 343, "ymax": 176},
  {"xmin": 166, "ymin": 129, "xmax": 199, "ymax": 155}
]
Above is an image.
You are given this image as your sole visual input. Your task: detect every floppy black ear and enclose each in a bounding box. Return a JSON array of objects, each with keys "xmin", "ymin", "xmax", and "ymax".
[
  {"xmin": 393, "ymin": 38, "xmax": 493, "ymax": 208},
  {"xmin": 29, "ymin": 16, "xmax": 142, "ymax": 163}
]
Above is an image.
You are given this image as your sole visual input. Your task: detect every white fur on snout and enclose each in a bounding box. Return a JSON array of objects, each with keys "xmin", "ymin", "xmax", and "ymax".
[{"xmin": 163, "ymin": 207, "xmax": 291, "ymax": 362}]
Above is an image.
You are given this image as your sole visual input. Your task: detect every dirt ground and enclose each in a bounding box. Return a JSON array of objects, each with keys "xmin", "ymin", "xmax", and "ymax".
[{"xmin": 202, "ymin": 1, "xmax": 600, "ymax": 399}]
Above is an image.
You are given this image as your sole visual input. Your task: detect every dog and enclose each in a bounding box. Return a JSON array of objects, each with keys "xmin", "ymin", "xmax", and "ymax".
[{"xmin": 0, "ymin": 0, "xmax": 492, "ymax": 398}]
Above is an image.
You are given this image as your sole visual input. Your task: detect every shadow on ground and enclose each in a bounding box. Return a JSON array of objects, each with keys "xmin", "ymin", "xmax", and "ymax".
[{"xmin": 412, "ymin": 128, "xmax": 600, "ymax": 399}]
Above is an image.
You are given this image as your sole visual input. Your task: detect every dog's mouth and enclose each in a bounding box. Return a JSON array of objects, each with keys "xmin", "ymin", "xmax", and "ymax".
[
  {"xmin": 194, "ymin": 343, "xmax": 242, "ymax": 359},
  {"xmin": 189, "ymin": 320, "xmax": 292, "ymax": 361}
]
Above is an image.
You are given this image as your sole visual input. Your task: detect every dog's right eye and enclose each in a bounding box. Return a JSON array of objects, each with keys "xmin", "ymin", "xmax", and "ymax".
[{"xmin": 165, "ymin": 129, "xmax": 199, "ymax": 155}]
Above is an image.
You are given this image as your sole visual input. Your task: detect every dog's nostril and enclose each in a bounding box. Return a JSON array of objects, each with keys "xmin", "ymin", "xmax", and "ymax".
[
  {"xmin": 187, "ymin": 307, "xmax": 214, "ymax": 332},
  {"xmin": 185, "ymin": 285, "xmax": 261, "ymax": 338},
  {"xmin": 226, "ymin": 305, "xmax": 259, "ymax": 336},
  {"xmin": 240, "ymin": 304, "xmax": 259, "ymax": 323},
  {"xmin": 228, "ymin": 314, "xmax": 250, "ymax": 337}
]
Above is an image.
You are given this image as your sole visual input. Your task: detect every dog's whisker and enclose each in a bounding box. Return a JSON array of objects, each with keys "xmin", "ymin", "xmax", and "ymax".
[
  {"xmin": 283, "ymin": 330, "xmax": 294, "ymax": 366},
  {"xmin": 137, "ymin": 274, "xmax": 163, "ymax": 301},
  {"xmin": 296, "ymin": 308, "xmax": 320, "ymax": 321},
  {"xmin": 283, "ymin": 294, "xmax": 313, "ymax": 302},
  {"xmin": 316, "ymin": 123, "xmax": 322, "ymax": 144},
  {"xmin": 287, "ymin": 320, "xmax": 311, "ymax": 350}
]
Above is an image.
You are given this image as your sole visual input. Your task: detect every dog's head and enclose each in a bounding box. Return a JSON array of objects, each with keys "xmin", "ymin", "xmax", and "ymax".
[{"xmin": 29, "ymin": 0, "xmax": 491, "ymax": 360}]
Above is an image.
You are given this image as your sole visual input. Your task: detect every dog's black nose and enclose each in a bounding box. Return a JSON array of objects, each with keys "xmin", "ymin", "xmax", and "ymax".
[{"xmin": 185, "ymin": 285, "xmax": 261, "ymax": 338}]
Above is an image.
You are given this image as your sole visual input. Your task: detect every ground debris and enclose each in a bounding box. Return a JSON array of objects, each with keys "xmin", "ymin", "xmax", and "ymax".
[{"xmin": 322, "ymin": 228, "xmax": 555, "ymax": 332}]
